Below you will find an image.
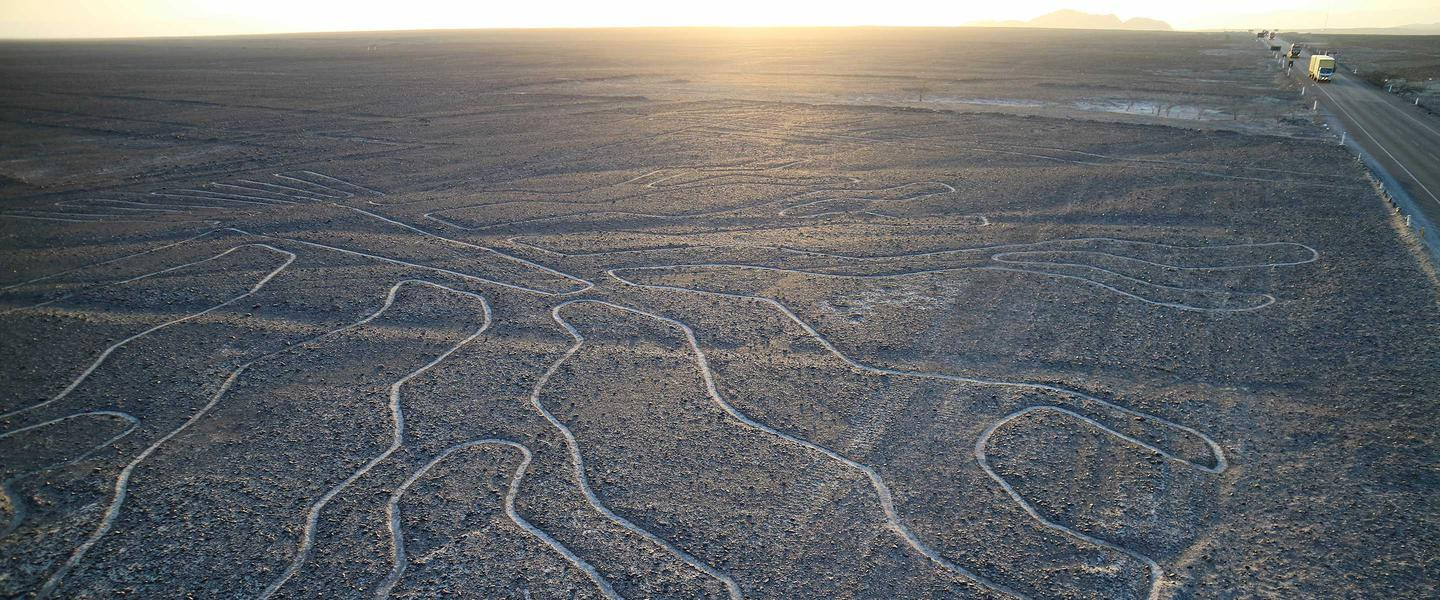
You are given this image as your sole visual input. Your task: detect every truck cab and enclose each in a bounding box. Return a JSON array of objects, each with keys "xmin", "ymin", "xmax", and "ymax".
[{"xmin": 1308, "ymin": 54, "xmax": 1336, "ymax": 82}]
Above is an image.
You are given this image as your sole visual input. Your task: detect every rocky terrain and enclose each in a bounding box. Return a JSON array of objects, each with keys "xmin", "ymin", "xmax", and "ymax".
[{"xmin": 1, "ymin": 27, "xmax": 1437, "ymax": 599}]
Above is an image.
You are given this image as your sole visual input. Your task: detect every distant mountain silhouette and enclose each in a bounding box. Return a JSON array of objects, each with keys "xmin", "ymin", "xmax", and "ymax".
[{"xmin": 969, "ymin": 9, "xmax": 1173, "ymax": 31}]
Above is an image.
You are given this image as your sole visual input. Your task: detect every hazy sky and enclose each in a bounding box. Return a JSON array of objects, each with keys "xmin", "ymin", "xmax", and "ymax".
[{"xmin": 2, "ymin": 0, "xmax": 1438, "ymax": 39}]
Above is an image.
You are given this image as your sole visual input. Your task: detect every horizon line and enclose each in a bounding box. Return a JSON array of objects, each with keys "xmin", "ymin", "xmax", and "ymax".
[{"xmin": 2, "ymin": 23, "xmax": 1374, "ymax": 43}]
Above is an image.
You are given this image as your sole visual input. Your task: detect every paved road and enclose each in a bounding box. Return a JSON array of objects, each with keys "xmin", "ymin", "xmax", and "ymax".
[{"xmin": 1279, "ymin": 41, "xmax": 1440, "ymax": 234}]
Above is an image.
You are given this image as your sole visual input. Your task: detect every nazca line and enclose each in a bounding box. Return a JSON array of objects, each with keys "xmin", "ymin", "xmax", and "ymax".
[
  {"xmin": 776, "ymin": 181, "xmax": 958, "ymax": 217},
  {"xmin": 29, "ymin": 245, "xmax": 297, "ymax": 598},
  {"xmin": 605, "ymin": 271, "xmax": 1231, "ymax": 600},
  {"xmin": 0, "ymin": 229, "xmax": 220, "ymax": 294},
  {"xmin": 513, "ymin": 234, "xmax": 1316, "ymax": 268},
  {"xmin": 529, "ymin": 302, "xmax": 745, "ymax": 600},
  {"xmin": 1, "ymin": 243, "xmax": 296, "ymax": 421},
  {"xmin": 258, "ymin": 282, "xmax": 490, "ymax": 598},
  {"xmin": 374, "ymin": 439, "xmax": 620, "ymax": 600},
  {"xmin": 0, "ymin": 411, "xmax": 138, "ymax": 538},
  {"xmin": 518, "ymin": 235, "xmax": 1318, "ymax": 312},
  {"xmin": 549, "ymin": 299, "xmax": 1024, "ymax": 600},
  {"xmin": 36, "ymin": 279, "xmax": 463, "ymax": 598},
  {"xmin": 424, "ymin": 176, "xmax": 949, "ymax": 233},
  {"xmin": 226, "ymin": 227, "xmax": 596, "ymax": 296},
  {"xmin": 336, "ymin": 205, "xmax": 593, "ymax": 295}
]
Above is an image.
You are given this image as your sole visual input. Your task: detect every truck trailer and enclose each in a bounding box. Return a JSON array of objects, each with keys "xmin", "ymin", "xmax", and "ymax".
[{"xmin": 1308, "ymin": 54, "xmax": 1336, "ymax": 82}]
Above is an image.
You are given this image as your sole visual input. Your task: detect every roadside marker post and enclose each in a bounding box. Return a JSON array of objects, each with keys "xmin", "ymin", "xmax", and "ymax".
[
  {"xmin": 1339, "ymin": 132, "xmax": 1346, "ymax": 145},
  {"xmin": 1313, "ymin": 100, "xmax": 1318, "ymax": 111}
]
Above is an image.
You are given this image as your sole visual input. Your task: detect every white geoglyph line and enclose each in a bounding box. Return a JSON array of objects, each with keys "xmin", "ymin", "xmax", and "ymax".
[
  {"xmin": 777, "ymin": 182, "xmax": 958, "ymax": 217},
  {"xmin": 226, "ymin": 227, "xmax": 596, "ymax": 296},
  {"xmin": 290, "ymin": 171, "xmax": 385, "ymax": 196},
  {"xmin": 0, "ymin": 230, "xmax": 220, "ymax": 293},
  {"xmin": 976, "ymin": 406, "xmax": 1181, "ymax": 600},
  {"xmin": 767, "ymin": 237, "xmax": 1320, "ymax": 265},
  {"xmin": 30, "ymin": 278, "xmax": 461, "ymax": 598},
  {"xmin": 54, "ymin": 200, "xmax": 185, "ymax": 214},
  {"xmin": 421, "ymin": 164, "xmax": 860, "ymax": 231},
  {"xmin": 29, "ymin": 246, "xmax": 300, "ymax": 599},
  {"xmin": 0, "ymin": 213, "xmax": 160, "ymax": 223},
  {"xmin": 514, "ymin": 235, "xmax": 1313, "ymax": 311},
  {"xmin": 0, "ymin": 213, "xmax": 105, "ymax": 223},
  {"xmin": 0, "ymin": 411, "xmax": 139, "ymax": 538},
  {"xmin": 512, "ymin": 232, "xmax": 1304, "ymax": 267},
  {"xmin": 259, "ymin": 281, "xmax": 491, "ymax": 599},
  {"xmin": 0, "ymin": 244, "xmax": 296, "ymax": 421},
  {"xmin": 612, "ymin": 261, "xmax": 1276, "ymax": 314},
  {"xmin": 150, "ymin": 191, "xmax": 283, "ymax": 207},
  {"xmin": 682, "ymin": 120, "xmax": 1364, "ymax": 189},
  {"xmin": 529, "ymin": 303, "xmax": 745, "ymax": 600},
  {"xmin": 0, "ymin": 210, "xmax": 191, "ymax": 223},
  {"xmin": 602, "ymin": 276, "xmax": 1232, "ymax": 600},
  {"xmin": 170, "ymin": 189, "xmax": 298, "ymax": 204},
  {"xmin": 234, "ymin": 179, "xmax": 334, "ymax": 200},
  {"xmin": 208, "ymin": 183, "xmax": 304, "ymax": 202},
  {"xmin": 338, "ymin": 205, "xmax": 593, "ymax": 294},
  {"xmin": 272, "ymin": 174, "xmax": 351, "ymax": 199},
  {"xmin": 373, "ymin": 439, "xmax": 620, "ymax": 600},
  {"xmin": 550, "ymin": 299, "xmax": 1024, "ymax": 599}
]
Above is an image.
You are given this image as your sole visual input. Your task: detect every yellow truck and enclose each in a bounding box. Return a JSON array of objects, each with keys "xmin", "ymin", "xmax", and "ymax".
[{"xmin": 1308, "ymin": 54, "xmax": 1336, "ymax": 82}]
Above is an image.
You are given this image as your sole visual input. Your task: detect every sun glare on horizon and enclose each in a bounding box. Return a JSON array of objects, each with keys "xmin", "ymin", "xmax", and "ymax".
[{"xmin": 2, "ymin": 0, "xmax": 1439, "ymax": 39}]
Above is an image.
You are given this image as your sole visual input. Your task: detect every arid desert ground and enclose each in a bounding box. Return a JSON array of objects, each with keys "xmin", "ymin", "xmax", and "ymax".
[{"xmin": 1, "ymin": 28, "xmax": 1438, "ymax": 599}]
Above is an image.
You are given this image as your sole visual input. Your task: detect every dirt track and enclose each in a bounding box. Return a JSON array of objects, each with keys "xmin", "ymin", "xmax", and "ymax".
[{"xmin": 1, "ymin": 27, "xmax": 1437, "ymax": 599}]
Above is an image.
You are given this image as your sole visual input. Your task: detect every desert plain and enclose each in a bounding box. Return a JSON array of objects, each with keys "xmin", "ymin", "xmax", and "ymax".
[{"xmin": 1, "ymin": 27, "xmax": 1437, "ymax": 599}]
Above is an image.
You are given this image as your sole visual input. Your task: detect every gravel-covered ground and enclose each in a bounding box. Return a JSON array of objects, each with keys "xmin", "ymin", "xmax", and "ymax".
[{"xmin": 1, "ymin": 27, "xmax": 1437, "ymax": 599}]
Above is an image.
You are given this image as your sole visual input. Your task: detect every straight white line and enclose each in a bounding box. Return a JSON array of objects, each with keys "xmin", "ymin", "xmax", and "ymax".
[{"xmin": 1317, "ymin": 81, "xmax": 1440, "ymax": 206}]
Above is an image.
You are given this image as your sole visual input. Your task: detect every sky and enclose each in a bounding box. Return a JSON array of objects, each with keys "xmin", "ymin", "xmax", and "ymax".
[{"xmin": 2, "ymin": 0, "xmax": 1438, "ymax": 39}]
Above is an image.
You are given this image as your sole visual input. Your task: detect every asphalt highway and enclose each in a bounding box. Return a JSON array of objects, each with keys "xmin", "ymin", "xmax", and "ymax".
[{"xmin": 1281, "ymin": 41, "xmax": 1440, "ymax": 234}]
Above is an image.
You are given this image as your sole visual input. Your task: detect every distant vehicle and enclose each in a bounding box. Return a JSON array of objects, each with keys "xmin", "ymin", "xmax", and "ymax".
[
  {"xmin": 1270, "ymin": 44, "xmax": 1282, "ymax": 52},
  {"xmin": 1288, "ymin": 43, "xmax": 1303, "ymax": 58},
  {"xmin": 1308, "ymin": 54, "xmax": 1336, "ymax": 82},
  {"xmin": 1257, "ymin": 30, "xmax": 1269, "ymax": 38},
  {"xmin": 1268, "ymin": 31, "xmax": 1277, "ymax": 40}
]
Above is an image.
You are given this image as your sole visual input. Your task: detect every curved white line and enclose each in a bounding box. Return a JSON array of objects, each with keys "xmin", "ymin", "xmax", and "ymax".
[
  {"xmin": 0, "ymin": 411, "xmax": 139, "ymax": 537},
  {"xmin": 777, "ymin": 182, "xmax": 957, "ymax": 217},
  {"xmin": 0, "ymin": 229, "xmax": 220, "ymax": 293},
  {"xmin": 1, "ymin": 244, "xmax": 296, "ymax": 421},
  {"xmin": 613, "ymin": 260, "xmax": 1282, "ymax": 313},
  {"xmin": 260, "ymin": 281, "xmax": 492, "ymax": 599},
  {"xmin": 530, "ymin": 302, "xmax": 744, "ymax": 600},
  {"xmin": 600, "ymin": 277, "xmax": 1232, "ymax": 599},
  {"xmin": 604, "ymin": 271, "xmax": 1230, "ymax": 471},
  {"xmin": 374, "ymin": 439, "xmax": 620, "ymax": 600},
  {"xmin": 338, "ymin": 205, "xmax": 593, "ymax": 294},
  {"xmin": 33, "ymin": 278, "xmax": 453, "ymax": 598},
  {"xmin": 225, "ymin": 228, "xmax": 595, "ymax": 297},
  {"xmin": 975, "ymin": 405, "xmax": 1194, "ymax": 600}
]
